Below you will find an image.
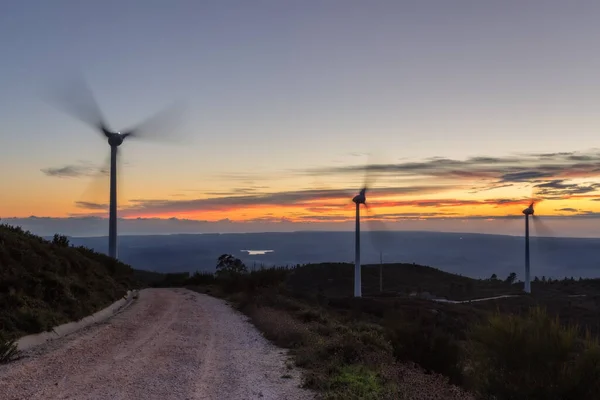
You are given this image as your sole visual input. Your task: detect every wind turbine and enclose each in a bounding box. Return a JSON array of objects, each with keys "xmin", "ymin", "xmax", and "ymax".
[
  {"xmin": 350, "ymin": 154, "xmax": 394, "ymax": 297},
  {"xmin": 520, "ymin": 194, "xmax": 553, "ymax": 294},
  {"xmin": 46, "ymin": 76, "xmax": 184, "ymax": 259},
  {"xmin": 522, "ymin": 201, "xmax": 535, "ymax": 293},
  {"xmin": 352, "ymin": 187, "xmax": 368, "ymax": 297}
]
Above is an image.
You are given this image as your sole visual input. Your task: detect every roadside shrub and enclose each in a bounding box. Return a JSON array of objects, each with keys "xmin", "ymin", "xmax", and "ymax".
[
  {"xmin": 186, "ymin": 271, "xmax": 216, "ymax": 285},
  {"xmin": 245, "ymin": 267, "xmax": 289, "ymax": 292},
  {"xmin": 466, "ymin": 306, "xmax": 600, "ymax": 400},
  {"xmin": 245, "ymin": 305, "xmax": 312, "ymax": 349},
  {"xmin": 325, "ymin": 365, "xmax": 383, "ymax": 400},
  {"xmin": 0, "ymin": 332, "xmax": 18, "ymax": 363},
  {"xmin": 387, "ymin": 315, "xmax": 462, "ymax": 384}
]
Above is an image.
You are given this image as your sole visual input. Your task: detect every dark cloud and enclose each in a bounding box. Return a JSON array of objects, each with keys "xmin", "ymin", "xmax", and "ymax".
[
  {"xmin": 499, "ymin": 171, "xmax": 553, "ymax": 182},
  {"xmin": 304, "ymin": 150, "xmax": 600, "ymax": 188},
  {"xmin": 42, "ymin": 162, "xmax": 108, "ymax": 178},
  {"xmin": 469, "ymin": 183, "xmax": 514, "ymax": 193},
  {"xmin": 75, "ymin": 201, "xmax": 108, "ymax": 210},
  {"xmin": 534, "ymin": 180, "xmax": 600, "ymax": 198},
  {"xmin": 362, "ymin": 197, "xmax": 527, "ymax": 209},
  {"xmin": 557, "ymin": 208, "xmax": 578, "ymax": 212}
]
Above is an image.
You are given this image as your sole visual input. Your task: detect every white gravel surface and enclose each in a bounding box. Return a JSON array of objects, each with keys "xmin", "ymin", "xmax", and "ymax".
[{"xmin": 0, "ymin": 288, "xmax": 314, "ymax": 400}]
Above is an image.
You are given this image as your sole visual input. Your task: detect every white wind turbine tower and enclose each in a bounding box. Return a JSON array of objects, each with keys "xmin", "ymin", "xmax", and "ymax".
[
  {"xmin": 350, "ymin": 155, "xmax": 392, "ymax": 298},
  {"xmin": 519, "ymin": 193, "xmax": 551, "ymax": 294}
]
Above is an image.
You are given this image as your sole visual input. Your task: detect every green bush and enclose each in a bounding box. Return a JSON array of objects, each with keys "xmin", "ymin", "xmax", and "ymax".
[
  {"xmin": 466, "ymin": 306, "xmax": 600, "ymax": 400},
  {"xmin": 325, "ymin": 365, "xmax": 383, "ymax": 400}
]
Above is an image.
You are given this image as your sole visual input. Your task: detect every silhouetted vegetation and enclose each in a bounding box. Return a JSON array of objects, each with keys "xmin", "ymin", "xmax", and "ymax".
[
  {"xmin": 0, "ymin": 332, "xmax": 17, "ymax": 364},
  {"xmin": 0, "ymin": 224, "xmax": 143, "ymax": 342},
  {"xmin": 163, "ymin": 259, "xmax": 600, "ymax": 399},
  {"xmin": 467, "ymin": 307, "xmax": 600, "ymax": 399},
  {"xmin": 215, "ymin": 253, "xmax": 248, "ymax": 277}
]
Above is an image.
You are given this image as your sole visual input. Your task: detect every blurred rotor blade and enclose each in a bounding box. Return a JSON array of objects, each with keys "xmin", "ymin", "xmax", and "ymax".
[
  {"xmin": 121, "ymin": 101, "xmax": 187, "ymax": 143},
  {"xmin": 76, "ymin": 156, "xmax": 110, "ymax": 215},
  {"xmin": 362, "ymin": 153, "xmax": 373, "ymax": 191},
  {"xmin": 364, "ymin": 205, "xmax": 395, "ymax": 255},
  {"xmin": 530, "ymin": 215, "xmax": 559, "ymax": 274},
  {"xmin": 75, "ymin": 150, "xmax": 126, "ymax": 215},
  {"xmin": 358, "ymin": 151, "xmax": 381, "ymax": 192},
  {"xmin": 43, "ymin": 73, "xmax": 111, "ymax": 136},
  {"xmin": 531, "ymin": 215, "xmax": 555, "ymax": 238},
  {"xmin": 115, "ymin": 147, "xmax": 126, "ymax": 211}
]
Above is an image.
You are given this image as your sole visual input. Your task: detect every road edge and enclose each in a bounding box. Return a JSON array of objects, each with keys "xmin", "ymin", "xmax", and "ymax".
[{"xmin": 16, "ymin": 289, "xmax": 140, "ymax": 352}]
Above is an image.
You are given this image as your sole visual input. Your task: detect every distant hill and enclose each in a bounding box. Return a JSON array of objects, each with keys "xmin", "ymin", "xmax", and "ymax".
[
  {"xmin": 67, "ymin": 231, "xmax": 600, "ymax": 280},
  {"xmin": 0, "ymin": 224, "xmax": 146, "ymax": 339}
]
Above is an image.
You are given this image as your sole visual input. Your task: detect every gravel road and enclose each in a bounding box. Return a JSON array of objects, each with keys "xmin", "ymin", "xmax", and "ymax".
[{"xmin": 0, "ymin": 288, "xmax": 314, "ymax": 400}]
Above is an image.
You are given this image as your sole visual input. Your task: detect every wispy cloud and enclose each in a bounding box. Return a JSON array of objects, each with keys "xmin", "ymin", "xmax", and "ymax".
[
  {"xmin": 118, "ymin": 186, "xmax": 448, "ymax": 215},
  {"xmin": 304, "ymin": 150, "xmax": 600, "ymax": 186},
  {"xmin": 557, "ymin": 207, "xmax": 578, "ymax": 212},
  {"xmin": 75, "ymin": 201, "xmax": 108, "ymax": 210},
  {"xmin": 41, "ymin": 162, "xmax": 108, "ymax": 178}
]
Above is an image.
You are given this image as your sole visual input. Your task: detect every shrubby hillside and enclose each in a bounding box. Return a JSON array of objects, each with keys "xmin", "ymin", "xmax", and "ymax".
[{"xmin": 0, "ymin": 224, "xmax": 141, "ymax": 339}]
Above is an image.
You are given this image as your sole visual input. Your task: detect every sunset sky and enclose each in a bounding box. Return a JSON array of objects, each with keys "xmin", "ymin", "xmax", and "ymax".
[{"xmin": 2, "ymin": 1, "xmax": 600, "ymax": 236}]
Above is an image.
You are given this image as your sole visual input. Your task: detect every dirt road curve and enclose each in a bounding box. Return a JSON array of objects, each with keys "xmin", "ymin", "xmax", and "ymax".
[{"xmin": 0, "ymin": 288, "xmax": 314, "ymax": 400}]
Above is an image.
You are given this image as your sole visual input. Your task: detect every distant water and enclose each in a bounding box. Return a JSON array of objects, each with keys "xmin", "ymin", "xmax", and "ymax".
[{"xmin": 241, "ymin": 249, "xmax": 274, "ymax": 255}]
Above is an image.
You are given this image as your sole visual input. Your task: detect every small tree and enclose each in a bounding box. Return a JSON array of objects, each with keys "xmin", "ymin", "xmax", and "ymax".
[
  {"xmin": 215, "ymin": 254, "xmax": 247, "ymax": 278},
  {"xmin": 505, "ymin": 272, "xmax": 517, "ymax": 285},
  {"xmin": 490, "ymin": 273, "xmax": 498, "ymax": 281},
  {"xmin": 52, "ymin": 234, "xmax": 70, "ymax": 247}
]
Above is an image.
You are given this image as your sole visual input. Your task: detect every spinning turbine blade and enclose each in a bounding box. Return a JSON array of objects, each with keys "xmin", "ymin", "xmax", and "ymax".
[
  {"xmin": 121, "ymin": 101, "xmax": 187, "ymax": 143},
  {"xmin": 77, "ymin": 156, "xmax": 111, "ymax": 213},
  {"xmin": 365, "ymin": 204, "xmax": 395, "ymax": 294},
  {"xmin": 44, "ymin": 74, "xmax": 111, "ymax": 136}
]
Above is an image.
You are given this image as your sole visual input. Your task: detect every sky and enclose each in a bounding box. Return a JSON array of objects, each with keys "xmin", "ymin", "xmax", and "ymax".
[{"xmin": 2, "ymin": 1, "xmax": 600, "ymax": 237}]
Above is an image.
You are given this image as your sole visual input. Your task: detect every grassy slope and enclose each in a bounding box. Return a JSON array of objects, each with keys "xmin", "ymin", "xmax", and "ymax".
[{"xmin": 0, "ymin": 224, "xmax": 141, "ymax": 339}]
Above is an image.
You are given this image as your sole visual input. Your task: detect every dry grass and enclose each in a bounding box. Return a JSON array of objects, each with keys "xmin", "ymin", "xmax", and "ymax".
[
  {"xmin": 182, "ymin": 264, "xmax": 600, "ymax": 399},
  {"xmin": 206, "ymin": 289, "xmax": 475, "ymax": 399}
]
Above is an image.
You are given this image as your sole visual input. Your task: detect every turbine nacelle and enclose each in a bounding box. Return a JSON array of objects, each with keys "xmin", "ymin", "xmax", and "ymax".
[
  {"xmin": 107, "ymin": 132, "xmax": 129, "ymax": 147},
  {"xmin": 352, "ymin": 188, "xmax": 367, "ymax": 205},
  {"xmin": 523, "ymin": 202, "xmax": 535, "ymax": 216}
]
